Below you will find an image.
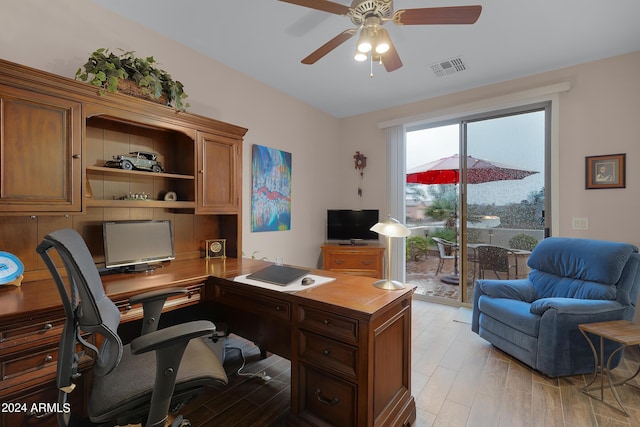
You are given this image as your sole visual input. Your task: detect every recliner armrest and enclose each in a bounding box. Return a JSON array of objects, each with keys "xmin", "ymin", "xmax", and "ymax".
[
  {"xmin": 477, "ymin": 279, "xmax": 537, "ymax": 302},
  {"xmin": 530, "ymin": 298, "xmax": 623, "ymax": 316},
  {"xmin": 130, "ymin": 320, "xmax": 216, "ymax": 355}
]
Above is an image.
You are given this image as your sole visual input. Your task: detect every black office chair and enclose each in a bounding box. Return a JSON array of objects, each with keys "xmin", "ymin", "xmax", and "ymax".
[{"xmin": 37, "ymin": 229, "xmax": 227, "ymax": 427}]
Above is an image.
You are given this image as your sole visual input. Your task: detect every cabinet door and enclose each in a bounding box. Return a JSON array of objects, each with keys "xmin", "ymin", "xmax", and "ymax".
[
  {"xmin": 0, "ymin": 85, "xmax": 82, "ymax": 213},
  {"xmin": 196, "ymin": 131, "xmax": 240, "ymax": 214}
]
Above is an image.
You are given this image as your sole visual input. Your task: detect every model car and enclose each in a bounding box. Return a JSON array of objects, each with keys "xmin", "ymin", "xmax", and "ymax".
[{"xmin": 105, "ymin": 151, "xmax": 164, "ymax": 172}]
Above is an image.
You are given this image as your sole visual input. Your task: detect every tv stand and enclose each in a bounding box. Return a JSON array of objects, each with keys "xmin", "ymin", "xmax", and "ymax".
[
  {"xmin": 321, "ymin": 243, "xmax": 385, "ymax": 279},
  {"xmin": 339, "ymin": 239, "xmax": 368, "ymax": 246}
]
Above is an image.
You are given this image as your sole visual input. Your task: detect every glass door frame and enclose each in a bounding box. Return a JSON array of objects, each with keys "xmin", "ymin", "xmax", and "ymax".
[{"xmin": 403, "ymin": 102, "xmax": 553, "ymax": 305}]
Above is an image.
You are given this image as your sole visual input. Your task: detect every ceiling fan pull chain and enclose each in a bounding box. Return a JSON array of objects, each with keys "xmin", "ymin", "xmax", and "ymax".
[{"xmin": 370, "ymin": 53, "xmax": 374, "ymax": 78}]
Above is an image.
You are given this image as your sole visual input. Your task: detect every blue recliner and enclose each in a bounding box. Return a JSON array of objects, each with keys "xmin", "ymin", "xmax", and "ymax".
[{"xmin": 472, "ymin": 237, "xmax": 640, "ymax": 377}]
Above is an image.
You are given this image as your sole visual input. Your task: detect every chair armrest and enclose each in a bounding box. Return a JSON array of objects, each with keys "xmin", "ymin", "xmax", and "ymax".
[
  {"xmin": 477, "ymin": 279, "xmax": 536, "ymax": 302},
  {"xmin": 129, "ymin": 287, "xmax": 187, "ymax": 304},
  {"xmin": 530, "ymin": 298, "xmax": 623, "ymax": 316},
  {"xmin": 130, "ymin": 288, "xmax": 188, "ymax": 335},
  {"xmin": 130, "ymin": 320, "xmax": 216, "ymax": 355},
  {"xmin": 129, "ymin": 320, "xmax": 217, "ymax": 427}
]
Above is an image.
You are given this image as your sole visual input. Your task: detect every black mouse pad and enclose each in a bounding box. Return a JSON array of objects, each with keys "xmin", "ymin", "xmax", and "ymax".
[{"xmin": 246, "ymin": 265, "xmax": 310, "ymax": 286}]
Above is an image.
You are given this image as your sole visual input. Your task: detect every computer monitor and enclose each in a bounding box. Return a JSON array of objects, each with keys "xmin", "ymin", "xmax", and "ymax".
[{"xmin": 103, "ymin": 220, "xmax": 175, "ymax": 273}]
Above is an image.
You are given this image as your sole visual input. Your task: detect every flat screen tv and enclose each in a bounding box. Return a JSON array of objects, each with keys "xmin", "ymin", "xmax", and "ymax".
[
  {"xmin": 327, "ymin": 209, "xmax": 379, "ymax": 244},
  {"xmin": 103, "ymin": 220, "xmax": 175, "ymax": 273}
]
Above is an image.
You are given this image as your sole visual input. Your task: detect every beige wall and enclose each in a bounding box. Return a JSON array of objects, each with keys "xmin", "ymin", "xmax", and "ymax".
[
  {"xmin": 342, "ymin": 51, "xmax": 640, "ymax": 248},
  {"xmin": 1, "ymin": 0, "xmax": 341, "ymax": 267},
  {"xmin": 2, "ymin": 1, "xmax": 639, "ymax": 269}
]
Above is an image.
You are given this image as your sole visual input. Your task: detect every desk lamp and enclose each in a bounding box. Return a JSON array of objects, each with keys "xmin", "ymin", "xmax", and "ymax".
[{"xmin": 370, "ymin": 216, "xmax": 410, "ymax": 290}]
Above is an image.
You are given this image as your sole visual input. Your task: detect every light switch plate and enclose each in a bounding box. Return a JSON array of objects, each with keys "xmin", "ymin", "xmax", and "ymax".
[{"xmin": 572, "ymin": 217, "xmax": 589, "ymax": 230}]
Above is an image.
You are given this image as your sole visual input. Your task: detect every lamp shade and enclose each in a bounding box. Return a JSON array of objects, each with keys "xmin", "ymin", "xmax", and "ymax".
[
  {"xmin": 370, "ymin": 216, "xmax": 410, "ymax": 238},
  {"xmin": 370, "ymin": 216, "xmax": 409, "ymax": 290}
]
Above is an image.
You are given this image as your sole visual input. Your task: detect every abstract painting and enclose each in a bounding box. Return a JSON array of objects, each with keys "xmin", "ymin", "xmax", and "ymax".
[{"xmin": 251, "ymin": 145, "xmax": 292, "ymax": 232}]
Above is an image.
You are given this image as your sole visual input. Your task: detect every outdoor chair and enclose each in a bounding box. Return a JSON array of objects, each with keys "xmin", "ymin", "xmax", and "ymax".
[
  {"xmin": 476, "ymin": 245, "xmax": 518, "ymax": 280},
  {"xmin": 36, "ymin": 228, "xmax": 228, "ymax": 427},
  {"xmin": 432, "ymin": 237, "xmax": 457, "ymax": 275}
]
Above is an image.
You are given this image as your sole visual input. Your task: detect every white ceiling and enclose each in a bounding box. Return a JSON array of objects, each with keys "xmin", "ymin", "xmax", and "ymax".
[{"xmin": 91, "ymin": 0, "xmax": 640, "ymax": 118}]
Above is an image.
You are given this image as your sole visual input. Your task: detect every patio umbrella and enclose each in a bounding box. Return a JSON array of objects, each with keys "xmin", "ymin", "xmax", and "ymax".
[
  {"xmin": 406, "ymin": 154, "xmax": 538, "ymax": 185},
  {"xmin": 406, "ymin": 154, "xmax": 538, "ymax": 284}
]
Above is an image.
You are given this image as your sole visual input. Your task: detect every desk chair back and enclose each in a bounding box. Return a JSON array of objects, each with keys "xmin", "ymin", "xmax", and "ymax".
[
  {"xmin": 38, "ymin": 229, "xmax": 123, "ymax": 426},
  {"xmin": 37, "ymin": 228, "xmax": 227, "ymax": 427}
]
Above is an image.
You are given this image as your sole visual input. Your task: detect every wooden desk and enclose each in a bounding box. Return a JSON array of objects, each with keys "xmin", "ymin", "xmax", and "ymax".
[{"xmin": 0, "ymin": 258, "xmax": 416, "ymax": 427}]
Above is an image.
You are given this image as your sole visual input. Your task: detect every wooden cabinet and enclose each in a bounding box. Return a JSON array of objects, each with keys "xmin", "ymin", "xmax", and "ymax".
[
  {"xmin": 0, "ymin": 84, "xmax": 82, "ymax": 213},
  {"xmin": 196, "ymin": 131, "xmax": 241, "ymax": 214},
  {"xmin": 0, "ymin": 58, "xmax": 247, "ymax": 277},
  {"xmin": 322, "ymin": 244, "xmax": 385, "ymax": 278},
  {"xmin": 85, "ymin": 115, "xmax": 197, "ymax": 210},
  {"xmin": 292, "ymin": 280, "xmax": 415, "ymax": 426},
  {"xmin": 0, "ymin": 311, "xmax": 93, "ymax": 427}
]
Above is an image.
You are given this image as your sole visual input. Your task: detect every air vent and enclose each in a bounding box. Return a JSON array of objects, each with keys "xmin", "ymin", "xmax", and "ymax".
[{"xmin": 429, "ymin": 57, "xmax": 467, "ymax": 77}]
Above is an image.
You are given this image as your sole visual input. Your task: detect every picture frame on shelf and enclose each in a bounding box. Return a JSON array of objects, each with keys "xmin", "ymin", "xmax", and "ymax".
[{"xmin": 585, "ymin": 153, "xmax": 625, "ymax": 189}]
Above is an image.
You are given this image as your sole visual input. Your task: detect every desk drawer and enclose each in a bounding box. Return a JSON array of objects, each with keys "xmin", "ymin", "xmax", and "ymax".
[
  {"xmin": 299, "ymin": 330, "xmax": 358, "ymax": 379},
  {"xmin": 300, "ymin": 364, "xmax": 357, "ymax": 427},
  {"xmin": 298, "ymin": 306, "xmax": 358, "ymax": 343},
  {"xmin": 325, "ymin": 252, "xmax": 379, "ymax": 270},
  {"xmin": 0, "ymin": 320, "xmax": 63, "ymax": 350},
  {"xmin": 213, "ymin": 284, "xmax": 290, "ymax": 321},
  {"xmin": 2, "ymin": 345, "xmax": 58, "ymax": 381},
  {"xmin": 1, "ymin": 375, "xmax": 86, "ymax": 427}
]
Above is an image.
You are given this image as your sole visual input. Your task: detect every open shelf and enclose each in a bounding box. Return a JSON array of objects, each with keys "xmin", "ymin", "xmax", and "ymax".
[
  {"xmin": 85, "ymin": 199, "xmax": 195, "ymax": 208},
  {"xmin": 86, "ymin": 165, "xmax": 195, "ymax": 180}
]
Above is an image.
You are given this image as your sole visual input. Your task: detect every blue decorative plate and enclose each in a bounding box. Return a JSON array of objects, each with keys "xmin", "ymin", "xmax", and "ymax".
[{"xmin": 0, "ymin": 251, "xmax": 24, "ymax": 284}]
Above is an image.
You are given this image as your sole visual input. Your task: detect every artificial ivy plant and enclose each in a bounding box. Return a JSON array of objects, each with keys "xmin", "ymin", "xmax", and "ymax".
[{"xmin": 75, "ymin": 48, "xmax": 189, "ymax": 111}]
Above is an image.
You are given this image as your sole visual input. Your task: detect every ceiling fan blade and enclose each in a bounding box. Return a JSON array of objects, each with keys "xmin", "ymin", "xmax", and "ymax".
[
  {"xmin": 279, "ymin": 0, "xmax": 350, "ymax": 16},
  {"xmin": 301, "ymin": 28, "xmax": 356, "ymax": 64},
  {"xmin": 393, "ymin": 5, "xmax": 482, "ymax": 25},
  {"xmin": 380, "ymin": 38, "xmax": 402, "ymax": 72}
]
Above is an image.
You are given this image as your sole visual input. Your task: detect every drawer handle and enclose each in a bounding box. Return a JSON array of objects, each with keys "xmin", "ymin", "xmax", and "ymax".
[
  {"xmin": 323, "ymin": 349, "xmax": 331, "ymax": 356},
  {"xmin": 44, "ymin": 355, "xmax": 53, "ymax": 363},
  {"xmin": 323, "ymin": 319, "xmax": 331, "ymax": 326},
  {"xmin": 333, "ymin": 259, "xmax": 344, "ymax": 265},
  {"xmin": 27, "ymin": 409, "xmax": 55, "ymax": 419},
  {"xmin": 40, "ymin": 323, "xmax": 53, "ymax": 333},
  {"xmin": 275, "ymin": 306, "xmax": 283, "ymax": 311},
  {"xmin": 316, "ymin": 389, "xmax": 339, "ymax": 406},
  {"xmin": 361, "ymin": 259, "xmax": 372, "ymax": 265}
]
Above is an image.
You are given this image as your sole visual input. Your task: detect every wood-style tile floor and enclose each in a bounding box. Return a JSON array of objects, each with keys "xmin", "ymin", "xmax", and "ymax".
[{"xmin": 179, "ymin": 298, "xmax": 640, "ymax": 426}]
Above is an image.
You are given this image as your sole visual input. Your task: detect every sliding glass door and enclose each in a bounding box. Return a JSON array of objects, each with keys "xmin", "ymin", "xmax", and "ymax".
[{"xmin": 405, "ymin": 104, "xmax": 549, "ymax": 304}]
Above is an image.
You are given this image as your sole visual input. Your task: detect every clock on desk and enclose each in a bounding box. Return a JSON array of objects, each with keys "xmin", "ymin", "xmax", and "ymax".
[{"xmin": 203, "ymin": 239, "xmax": 226, "ymax": 259}]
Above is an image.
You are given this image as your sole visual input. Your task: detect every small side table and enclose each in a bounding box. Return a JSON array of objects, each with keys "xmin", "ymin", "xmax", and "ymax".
[{"xmin": 578, "ymin": 320, "xmax": 640, "ymax": 416}]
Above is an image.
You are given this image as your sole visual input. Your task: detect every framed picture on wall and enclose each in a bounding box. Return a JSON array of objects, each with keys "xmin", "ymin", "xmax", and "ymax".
[{"xmin": 585, "ymin": 153, "xmax": 626, "ymax": 189}]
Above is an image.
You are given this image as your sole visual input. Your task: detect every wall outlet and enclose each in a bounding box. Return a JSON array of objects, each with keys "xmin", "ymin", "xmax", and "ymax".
[{"xmin": 572, "ymin": 217, "xmax": 589, "ymax": 230}]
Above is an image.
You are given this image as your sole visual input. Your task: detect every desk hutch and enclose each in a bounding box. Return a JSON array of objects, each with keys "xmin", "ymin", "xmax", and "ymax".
[{"xmin": 0, "ymin": 59, "xmax": 415, "ymax": 426}]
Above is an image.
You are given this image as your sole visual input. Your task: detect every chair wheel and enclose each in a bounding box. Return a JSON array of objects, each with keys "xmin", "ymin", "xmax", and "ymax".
[{"xmin": 180, "ymin": 420, "xmax": 192, "ymax": 427}]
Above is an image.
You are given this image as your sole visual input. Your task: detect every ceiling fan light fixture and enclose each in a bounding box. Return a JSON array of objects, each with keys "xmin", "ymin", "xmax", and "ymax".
[
  {"xmin": 374, "ymin": 28, "xmax": 391, "ymax": 54},
  {"xmin": 354, "ymin": 49, "xmax": 368, "ymax": 62},
  {"xmin": 356, "ymin": 29, "xmax": 373, "ymax": 53}
]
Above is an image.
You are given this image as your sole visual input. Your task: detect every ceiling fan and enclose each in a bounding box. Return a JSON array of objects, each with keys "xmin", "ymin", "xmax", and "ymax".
[{"xmin": 279, "ymin": 0, "xmax": 482, "ymax": 72}]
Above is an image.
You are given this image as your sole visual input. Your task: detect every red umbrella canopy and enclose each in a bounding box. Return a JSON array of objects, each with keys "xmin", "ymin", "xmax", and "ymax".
[{"xmin": 406, "ymin": 154, "xmax": 538, "ymax": 185}]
